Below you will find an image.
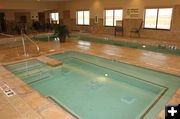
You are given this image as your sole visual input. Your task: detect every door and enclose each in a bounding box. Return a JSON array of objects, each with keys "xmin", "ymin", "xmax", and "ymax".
[
  {"xmin": 38, "ymin": 12, "xmax": 45, "ymax": 24},
  {"xmin": 20, "ymin": 16, "xmax": 27, "ymax": 23},
  {"xmin": 63, "ymin": 10, "xmax": 70, "ymax": 19},
  {"xmin": 63, "ymin": 10, "xmax": 71, "ymax": 30},
  {"xmin": 0, "ymin": 13, "xmax": 6, "ymax": 32}
]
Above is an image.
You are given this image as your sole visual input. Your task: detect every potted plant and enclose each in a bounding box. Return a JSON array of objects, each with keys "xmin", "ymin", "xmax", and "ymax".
[{"xmin": 54, "ymin": 24, "xmax": 70, "ymax": 43}]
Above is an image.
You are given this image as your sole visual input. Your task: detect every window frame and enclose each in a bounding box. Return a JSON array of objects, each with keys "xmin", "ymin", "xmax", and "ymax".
[
  {"xmin": 104, "ymin": 8, "xmax": 123, "ymax": 27},
  {"xmin": 76, "ymin": 10, "xmax": 90, "ymax": 26},
  {"xmin": 144, "ymin": 7, "xmax": 173, "ymax": 30}
]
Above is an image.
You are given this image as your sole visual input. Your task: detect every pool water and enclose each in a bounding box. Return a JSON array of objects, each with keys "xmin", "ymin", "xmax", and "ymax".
[
  {"xmin": 70, "ymin": 34, "xmax": 180, "ymax": 56},
  {"xmin": 5, "ymin": 51, "xmax": 180, "ymax": 119},
  {"xmin": 33, "ymin": 34, "xmax": 180, "ymax": 55}
]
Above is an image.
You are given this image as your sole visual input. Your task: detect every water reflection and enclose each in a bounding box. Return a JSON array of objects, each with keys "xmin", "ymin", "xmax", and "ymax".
[{"xmin": 77, "ymin": 41, "xmax": 91, "ymax": 50}]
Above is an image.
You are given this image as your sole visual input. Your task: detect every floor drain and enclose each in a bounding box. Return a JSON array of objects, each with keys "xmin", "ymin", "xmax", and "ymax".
[{"xmin": 121, "ymin": 95, "xmax": 136, "ymax": 104}]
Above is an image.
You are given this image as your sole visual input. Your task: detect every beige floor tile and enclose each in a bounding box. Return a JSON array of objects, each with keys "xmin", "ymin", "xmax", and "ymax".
[
  {"xmin": 3, "ymin": 77, "xmax": 25, "ymax": 89},
  {"xmin": 0, "ymin": 102, "xmax": 21, "ymax": 119},
  {"xmin": 9, "ymin": 96, "xmax": 32, "ymax": 114},
  {"xmin": 21, "ymin": 110, "xmax": 43, "ymax": 119},
  {"xmin": 175, "ymin": 88, "xmax": 180, "ymax": 96},
  {"xmin": 0, "ymin": 66, "xmax": 6, "ymax": 71},
  {"xmin": 39, "ymin": 104, "xmax": 75, "ymax": 119},
  {"xmin": 15, "ymin": 85, "xmax": 33, "ymax": 96},
  {"xmin": 0, "ymin": 93, "xmax": 8, "ymax": 107},
  {"xmin": 157, "ymin": 109, "xmax": 165, "ymax": 119},
  {"xmin": 22, "ymin": 91, "xmax": 50, "ymax": 110},
  {"xmin": 0, "ymin": 72, "xmax": 15, "ymax": 79},
  {"xmin": 168, "ymin": 96, "xmax": 180, "ymax": 104}
]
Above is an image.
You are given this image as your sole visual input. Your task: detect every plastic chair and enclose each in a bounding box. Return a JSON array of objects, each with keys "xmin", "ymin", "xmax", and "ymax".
[{"xmin": 114, "ymin": 21, "xmax": 123, "ymax": 36}]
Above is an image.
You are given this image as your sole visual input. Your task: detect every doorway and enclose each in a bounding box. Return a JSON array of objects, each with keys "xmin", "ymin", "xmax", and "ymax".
[
  {"xmin": 38, "ymin": 12, "xmax": 45, "ymax": 24},
  {"xmin": 0, "ymin": 13, "xmax": 6, "ymax": 32},
  {"xmin": 63, "ymin": 10, "xmax": 71, "ymax": 30},
  {"xmin": 20, "ymin": 16, "xmax": 27, "ymax": 23}
]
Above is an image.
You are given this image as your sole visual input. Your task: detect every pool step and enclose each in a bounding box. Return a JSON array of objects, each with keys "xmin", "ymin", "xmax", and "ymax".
[
  {"xmin": 37, "ymin": 56, "xmax": 63, "ymax": 67},
  {"xmin": 25, "ymin": 72, "xmax": 51, "ymax": 84},
  {"xmin": 5, "ymin": 60, "xmax": 44, "ymax": 73},
  {"xmin": 17, "ymin": 68, "xmax": 49, "ymax": 78},
  {"xmin": 5, "ymin": 59, "xmax": 52, "ymax": 84},
  {"xmin": 10, "ymin": 64, "xmax": 44, "ymax": 74},
  {"xmin": 6, "ymin": 60, "xmax": 40, "ymax": 69},
  {"xmin": 5, "ymin": 60, "xmax": 48, "ymax": 75},
  {"xmin": 15, "ymin": 65, "xmax": 51, "ymax": 84}
]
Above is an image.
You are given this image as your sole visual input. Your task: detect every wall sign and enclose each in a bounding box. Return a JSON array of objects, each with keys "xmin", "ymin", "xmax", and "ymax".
[{"xmin": 126, "ymin": 8, "xmax": 139, "ymax": 18}]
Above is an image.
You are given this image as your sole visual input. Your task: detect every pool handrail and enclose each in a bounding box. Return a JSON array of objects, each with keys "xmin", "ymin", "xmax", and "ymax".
[
  {"xmin": 0, "ymin": 33, "xmax": 17, "ymax": 42},
  {"xmin": 20, "ymin": 28, "xmax": 40, "ymax": 56},
  {"xmin": 23, "ymin": 34, "xmax": 40, "ymax": 52},
  {"xmin": 0, "ymin": 33, "xmax": 21, "ymax": 53}
]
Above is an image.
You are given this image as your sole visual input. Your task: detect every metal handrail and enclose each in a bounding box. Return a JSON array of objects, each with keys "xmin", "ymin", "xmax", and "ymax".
[
  {"xmin": 0, "ymin": 33, "xmax": 14, "ymax": 37},
  {"xmin": 22, "ymin": 33, "xmax": 40, "ymax": 53},
  {"xmin": 0, "ymin": 33, "xmax": 22, "ymax": 56},
  {"xmin": 30, "ymin": 31, "xmax": 39, "ymax": 42},
  {"xmin": 0, "ymin": 33, "xmax": 16, "ymax": 41}
]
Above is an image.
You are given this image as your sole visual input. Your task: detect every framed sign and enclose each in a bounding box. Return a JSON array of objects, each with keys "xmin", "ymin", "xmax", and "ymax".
[{"xmin": 126, "ymin": 8, "xmax": 139, "ymax": 18}]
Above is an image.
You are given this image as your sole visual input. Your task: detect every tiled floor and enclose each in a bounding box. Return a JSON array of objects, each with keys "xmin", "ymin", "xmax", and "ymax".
[{"xmin": 0, "ymin": 34, "xmax": 180, "ymax": 119}]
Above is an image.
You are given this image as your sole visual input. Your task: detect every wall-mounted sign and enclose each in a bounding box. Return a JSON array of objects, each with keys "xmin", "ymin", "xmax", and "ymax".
[{"xmin": 126, "ymin": 8, "xmax": 139, "ymax": 18}]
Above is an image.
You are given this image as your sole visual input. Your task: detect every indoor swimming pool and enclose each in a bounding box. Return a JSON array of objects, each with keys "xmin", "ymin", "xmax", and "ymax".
[{"xmin": 5, "ymin": 51, "xmax": 180, "ymax": 119}]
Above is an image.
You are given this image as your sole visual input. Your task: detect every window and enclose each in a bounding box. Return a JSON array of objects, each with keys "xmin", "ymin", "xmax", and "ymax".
[
  {"xmin": 104, "ymin": 9, "xmax": 123, "ymax": 26},
  {"xmin": 50, "ymin": 12, "xmax": 59, "ymax": 24},
  {"xmin": 157, "ymin": 8, "xmax": 173, "ymax": 29},
  {"xmin": 144, "ymin": 8, "xmax": 173, "ymax": 29},
  {"xmin": 144, "ymin": 9, "xmax": 158, "ymax": 29},
  {"xmin": 76, "ymin": 10, "xmax": 90, "ymax": 25}
]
